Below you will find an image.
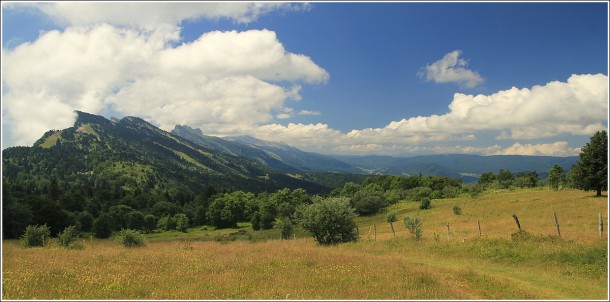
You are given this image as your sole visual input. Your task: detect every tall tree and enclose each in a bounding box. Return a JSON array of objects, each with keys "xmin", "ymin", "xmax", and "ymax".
[
  {"xmin": 547, "ymin": 164, "xmax": 566, "ymax": 190},
  {"xmin": 569, "ymin": 130, "xmax": 608, "ymax": 197}
]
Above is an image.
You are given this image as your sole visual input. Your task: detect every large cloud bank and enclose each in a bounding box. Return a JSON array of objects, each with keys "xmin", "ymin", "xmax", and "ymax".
[
  {"xmin": 2, "ymin": 2, "xmax": 607, "ymax": 156},
  {"xmin": 255, "ymin": 73, "xmax": 608, "ymax": 156},
  {"xmin": 2, "ymin": 3, "xmax": 327, "ymax": 146}
]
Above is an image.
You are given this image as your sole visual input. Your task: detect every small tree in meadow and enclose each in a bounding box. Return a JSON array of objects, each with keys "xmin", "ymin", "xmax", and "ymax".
[
  {"xmin": 57, "ymin": 225, "xmax": 80, "ymax": 247},
  {"xmin": 403, "ymin": 216, "xmax": 423, "ymax": 240},
  {"xmin": 419, "ymin": 198, "xmax": 432, "ymax": 210},
  {"xmin": 115, "ymin": 229, "xmax": 146, "ymax": 247},
  {"xmin": 21, "ymin": 224, "xmax": 51, "ymax": 247},
  {"xmin": 386, "ymin": 211, "xmax": 397, "ymax": 237},
  {"xmin": 300, "ymin": 197, "xmax": 358, "ymax": 245},
  {"xmin": 277, "ymin": 217, "xmax": 294, "ymax": 240}
]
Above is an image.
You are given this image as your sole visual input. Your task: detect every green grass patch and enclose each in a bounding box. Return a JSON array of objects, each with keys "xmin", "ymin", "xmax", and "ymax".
[{"xmin": 39, "ymin": 132, "xmax": 62, "ymax": 148}]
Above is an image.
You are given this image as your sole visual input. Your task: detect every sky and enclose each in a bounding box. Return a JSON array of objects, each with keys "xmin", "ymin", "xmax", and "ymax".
[{"xmin": 1, "ymin": 1, "xmax": 608, "ymax": 157}]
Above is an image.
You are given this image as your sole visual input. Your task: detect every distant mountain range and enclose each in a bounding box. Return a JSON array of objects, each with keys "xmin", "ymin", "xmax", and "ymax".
[
  {"xmin": 172, "ymin": 124, "xmax": 578, "ymax": 183},
  {"xmin": 2, "ymin": 111, "xmax": 579, "ymax": 195},
  {"xmin": 331, "ymin": 154, "xmax": 578, "ymax": 183}
]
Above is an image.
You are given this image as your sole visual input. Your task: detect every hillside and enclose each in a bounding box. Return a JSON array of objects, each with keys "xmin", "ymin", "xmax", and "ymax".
[
  {"xmin": 2, "ymin": 111, "xmax": 331, "ymax": 195},
  {"xmin": 171, "ymin": 128, "xmax": 357, "ymax": 173}
]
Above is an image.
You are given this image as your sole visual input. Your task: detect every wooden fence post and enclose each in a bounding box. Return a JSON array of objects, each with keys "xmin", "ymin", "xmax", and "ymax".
[
  {"xmin": 446, "ymin": 222, "xmax": 451, "ymax": 239},
  {"xmin": 477, "ymin": 219, "xmax": 482, "ymax": 237},
  {"xmin": 512, "ymin": 214, "xmax": 522, "ymax": 231},
  {"xmin": 553, "ymin": 210, "xmax": 561, "ymax": 237},
  {"xmin": 599, "ymin": 213, "xmax": 604, "ymax": 238}
]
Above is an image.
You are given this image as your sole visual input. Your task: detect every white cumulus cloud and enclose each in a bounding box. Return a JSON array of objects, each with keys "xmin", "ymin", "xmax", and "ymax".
[
  {"xmin": 8, "ymin": 2, "xmax": 309, "ymax": 28},
  {"xmin": 418, "ymin": 50, "xmax": 484, "ymax": 88},
  {"xmin": 244, "ymin": 74, "xmax": 607, "ymax": 156},
  {"xmin": 2, "ymin": 25, "xmax": 329, "ymax": 146}
]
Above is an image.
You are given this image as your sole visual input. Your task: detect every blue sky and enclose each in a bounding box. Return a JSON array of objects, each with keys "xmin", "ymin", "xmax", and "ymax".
[{"xmin": 1, "ymin": 2, "xmax": 608, "ymax": 156}]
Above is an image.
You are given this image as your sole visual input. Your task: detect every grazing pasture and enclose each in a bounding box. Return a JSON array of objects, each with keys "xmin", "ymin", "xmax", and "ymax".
[{"xmin": 2, "ymin": 188, "xmax": 608, "ymax": 299}]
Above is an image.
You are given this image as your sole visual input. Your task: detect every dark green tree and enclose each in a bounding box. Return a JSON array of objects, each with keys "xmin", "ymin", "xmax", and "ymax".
[
  {"xmin": 300, "ymin": 197, "xmax": 358, "ymax": 245},
  {"xmin": 143, "ymin": 214, "xmax": 157, "ymax": 233},
  {"xmin": 76, "ymin": 211, "xmax": 94, "ymax": 232},
  {"xmin": 478, "ymin": 172, "xmax": 497, "ymax": 188},
  {"xmin": 93, "ymin": 213, "xmax": 113, "ymax": 238},
  {"xmin": 108, "ymin": 205, "xmax": 135, "ymax": 230},
  {"xmin": 350, "ymin": 189, "xmax": 387, "ymax": 216},
  {"xmin": 569, "ymin": 130, "xmax": 608, "ymax": 197},
  {"xmin": 497, "ymin": 169, "xmax": 514, "ymax": 189},
  {"xmin": 127, "ymin": 210, "xmax": 145, "ymax": 230},
  {"xmin": 547, "ymin": 164, "xmax": 566, "ymax": 190}
]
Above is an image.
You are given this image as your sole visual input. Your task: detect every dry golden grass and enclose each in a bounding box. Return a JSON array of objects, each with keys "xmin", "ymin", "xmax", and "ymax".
[
  {"xmin": 2, "ymin": 188, "xmax": 608, "ymax": 300},
  {"xmin": 375, "ymin": 188, "xmax": 608, "ymax": 243}
]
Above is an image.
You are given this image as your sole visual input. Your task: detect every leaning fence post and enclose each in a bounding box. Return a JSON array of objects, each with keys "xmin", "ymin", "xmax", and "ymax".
[
  {"xmin": 446, "ymin": 222, "xmax": 451, "ymax": 240},
  {"xmin": 553, "ymin": 210, "xmax": 561, "ymax": 237},
  {"xmin": 477, "ymin": 219, "xmax": 482, "ymax": 237},
  {"xmin": 512, "ymin": 214, "xmax": 521, "ymax": 231}
]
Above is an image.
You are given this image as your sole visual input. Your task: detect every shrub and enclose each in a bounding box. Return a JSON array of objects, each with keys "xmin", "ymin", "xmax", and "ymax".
[
  {"xmin": 350, "ymin": 190, "xmax": 387, "ymax": 216},
  {"xmin": 403, "ymin": 216, "xmax": 423, "ymax": 240},
  {"xmin": 419, "ymin": 198, "xmax": 432, "ymax": 210},
  {"xmin": 20, "ymin": 225, "xmax": 51, "ymax": 247},
  {"xmin": 115, "ymin": 229, "xmax": 146, "ymax": 247},
  {"xmin": 452, "ymin": 205, "xmax": 462, "ymax": 215},
  {"xmin": 157, "ymin": 215, "xmax": 176, "ymax": 231},
  {"xmin": 57, "ymin": 225, "xmax": 80, "ymax": 247},
  {"xmin": 407, "ymin": 187, "xmax": 432, "ymax": 201},
  {"xmin": 277, "ymin": 217, "xmax": 294, "ymax": 240},
  {"xmin": 300, "ymin": 197, "xmax": 358, "ymax": 245},
  {"xmin": 174, "ymin": 213, "xmax": 189, "ymax": 233}
]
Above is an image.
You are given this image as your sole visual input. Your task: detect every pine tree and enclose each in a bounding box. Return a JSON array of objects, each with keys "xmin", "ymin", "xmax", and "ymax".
[{"xmin": 569, "ymin": 130, "xmax": 608, "ymax": 197}]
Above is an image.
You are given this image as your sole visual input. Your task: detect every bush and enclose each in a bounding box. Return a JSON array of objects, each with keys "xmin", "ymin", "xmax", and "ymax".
[
  {"xmin": 300, "ymin": 197, "xmax": 358, "ymax": 245},
  {"xmin": 419, "ymin": 198, "xmax": 432, "ymax": 210},
  {"xmin": 277, "ymin": 217, "xmax": 294, "ymax": 240},
  {"xmin": 174, "ymin": 213, "xmax": 189, "ymax": 233},
  {"xmin": 157, "ymin": 215, "xmax": 176, "ymax": 231},
  {"xmin": 20, "ymin": 224, "xmax": 51, "ymax": 247},
  {"xmin": 115, "ymin": 229, "xmax": 146, "ymax": 247},
  {"xmin": 452, "ymin": 205, "xmax": 462, "ymax": 215},
  {"xmin": 350, "ymin": 190, "xmax": 387, "ymax": 216},
  {"xmin": 57, "ymin": 225, "xmax": 80, "ymax": 247},
  {"xmin": 403, "ymin": 216, "xmax": 423, "ymax": 240}
]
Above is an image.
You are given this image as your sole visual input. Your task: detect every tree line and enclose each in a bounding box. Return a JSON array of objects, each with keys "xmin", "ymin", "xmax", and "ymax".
[{"xmin": 3, "ymin": 131, "xmax": 607, "ymax": 245}]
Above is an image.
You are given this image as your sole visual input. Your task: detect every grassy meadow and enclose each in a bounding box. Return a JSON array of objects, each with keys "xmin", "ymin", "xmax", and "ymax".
[{"xmin": 2, "ymin": 188, "xmax": 608, "ymax": 299}]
